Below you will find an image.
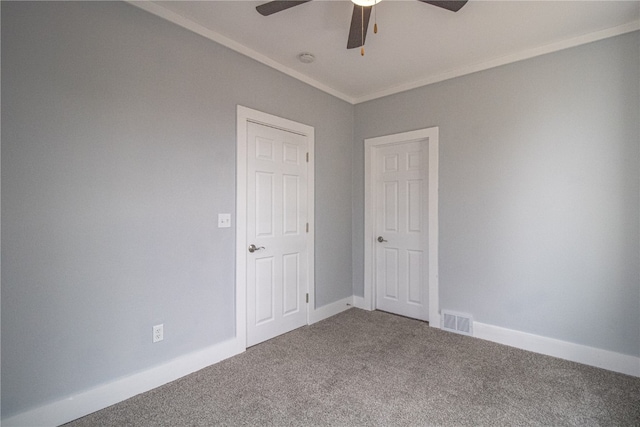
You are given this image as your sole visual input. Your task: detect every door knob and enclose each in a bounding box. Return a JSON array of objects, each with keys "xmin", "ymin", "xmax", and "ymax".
[
  {"xmin": 248, "ymin": 244, "xmax": 265, "ymax": 253},
  {"xmin": 377, "ymin": 236, "xmax": 387, "ymax": 243}
]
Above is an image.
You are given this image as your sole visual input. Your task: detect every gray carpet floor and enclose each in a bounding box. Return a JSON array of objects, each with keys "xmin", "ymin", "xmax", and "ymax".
[{"xmin": 67, "ymin": 309, "xmax": 640, "ymax": 426}]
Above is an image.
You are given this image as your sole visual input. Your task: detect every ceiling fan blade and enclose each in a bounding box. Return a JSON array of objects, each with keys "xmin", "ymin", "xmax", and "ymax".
[
  {"xmin": 418, "ymin": 0, "xmax": 468, "ymax": 12},
  {"xmin": 347, "ymin": 5, "xmax": 372, "ymax": 49},
  {"xmin": 256, "ymin": 1, "xmax": 312, "ymax": 16}
]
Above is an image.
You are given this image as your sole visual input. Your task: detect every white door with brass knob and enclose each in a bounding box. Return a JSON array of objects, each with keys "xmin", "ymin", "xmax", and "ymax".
[{"xmin": 244, "ymin": 116, "xmax": 312, "ymax": 347}]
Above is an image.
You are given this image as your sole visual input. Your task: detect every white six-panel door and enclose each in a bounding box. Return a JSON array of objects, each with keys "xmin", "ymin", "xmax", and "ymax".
[
  {"xmin": 246, "ymin": 121, "xmax": 309, "ymax": 347},
  {"xmin": 374, "ymin": 140, "xmax": 429, "ymax": 321}
]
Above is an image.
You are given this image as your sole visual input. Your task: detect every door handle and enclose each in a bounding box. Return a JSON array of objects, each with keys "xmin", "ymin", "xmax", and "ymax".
[
  {"xmin": 377, "ymin": 236, "xmax": 387, "ymax": 243},
  {"xmin": 248, "ymin": 244, "xmax": 265, "ymax": 253}
]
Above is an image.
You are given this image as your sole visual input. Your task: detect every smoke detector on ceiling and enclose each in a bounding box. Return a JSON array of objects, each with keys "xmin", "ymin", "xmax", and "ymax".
[{"xmin": 297, "ymin": 52, "xmax": 315, "ymax": 64}]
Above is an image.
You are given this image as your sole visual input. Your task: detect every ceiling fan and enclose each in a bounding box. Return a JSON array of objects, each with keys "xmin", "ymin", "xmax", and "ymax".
[{"xmin": 256, "ymin": 0, "xmax": 468, "ymax": 51}]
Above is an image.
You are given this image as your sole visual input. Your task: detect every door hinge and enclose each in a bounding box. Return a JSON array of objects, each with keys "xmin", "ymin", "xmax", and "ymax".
[
  {"xmin": 306, "ymin": 293, "xmax": 309, "ymax": 303},
  {"xmin": 306, "ymin": 152, "xmax": 309, "ymax": 163},
  {"xmin": 306, "ymin": 223, "xmax": 309, "ymax": 233}
]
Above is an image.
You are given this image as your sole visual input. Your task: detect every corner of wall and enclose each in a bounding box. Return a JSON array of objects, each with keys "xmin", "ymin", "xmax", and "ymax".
[
  {"xmin": 309, "ymin": 296, "xmax": 354, "ymax": 325},
  {"xmin": 1, "ymin": 338, "xmax": 244, "ymax": 427}
]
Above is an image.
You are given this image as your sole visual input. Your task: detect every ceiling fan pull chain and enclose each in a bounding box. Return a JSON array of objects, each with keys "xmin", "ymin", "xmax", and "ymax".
[
  {"xmin": 374, "ymin": 4, "xmax": 378, "ymax": 34},
  {"xmin": 361, "ymin": 6, "xmax": 365, "ymax": 56}
]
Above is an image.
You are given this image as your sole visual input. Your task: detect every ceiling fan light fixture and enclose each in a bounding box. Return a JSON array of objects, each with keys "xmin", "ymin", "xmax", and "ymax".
[
  {"xmin": 258, "ymin": 0, "xmax": 467, "ymax": 52},
  {"xmin": 352, "ymin": 0, "xmax": 381, "ymax": 7}
]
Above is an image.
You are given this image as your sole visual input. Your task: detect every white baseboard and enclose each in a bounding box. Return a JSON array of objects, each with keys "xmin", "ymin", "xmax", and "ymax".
[
  {"xmin": 10, "ymin": 312, "xmax": 635, "ymax": 427},
  {"xmin": 2, "ymin": 338, "xmax": 244, "ymax": 427},
  {"xmin": 473, "ymin": 321, "xmax": 640, "ymax": 377},
  {"xmin": 309, "ymin": 296, "xmax": 354, "ymax": 324},
  {"xmin": 5, "ymin": 297, "xmax": 352, "ymax": 426},
  {"xmin": 353, "ymin": 295, "xmax": 369, "ymax": 310}
]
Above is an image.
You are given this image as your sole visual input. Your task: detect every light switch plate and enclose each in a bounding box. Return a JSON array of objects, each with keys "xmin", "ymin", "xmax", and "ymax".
[{"xmin": 218, "ymin": 213, "xmax": 231, "ymax": 228}]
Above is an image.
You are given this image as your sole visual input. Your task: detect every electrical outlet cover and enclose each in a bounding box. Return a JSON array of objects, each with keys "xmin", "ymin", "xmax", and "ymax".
[{"xmin": 153, "ymin": 324, "xmax": 164, "ymax": 343}]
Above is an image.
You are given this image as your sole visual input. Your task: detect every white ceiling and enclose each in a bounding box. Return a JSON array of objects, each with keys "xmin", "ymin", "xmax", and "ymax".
[{"xmin": 132, "ymin": 0, "xmax": 640, "ymax": 104}]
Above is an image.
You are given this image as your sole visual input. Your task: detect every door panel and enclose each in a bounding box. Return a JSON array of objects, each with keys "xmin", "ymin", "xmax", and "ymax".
[
  {"xmin": 407, "ymin": 250, "xmax": 422, "ymax": 304},
  {"xmin": 282, "ymin": 253, "xmax": 299, "ymax": 314},
  {"xmin": 375, "ymin": 141, "xmax": 429, "ymax": 320},
  {"xmin": 255, "ymin": 257, "xmax": 274, "ymax": 325},
  {"xmin": 283, "ymin": 175, "xmax": 299, "ymax": 234},
  {"xmin": 255, "ymin": 172, "xmax": 274, "ymax": 237},
  {"xmin": 383, "ymin": 248, "xmax": 399, "ymax": 299},
  {"xmin": 383, "ymin": 181, "xmax": 399, "ymax": 231},
  {"xmin": 247, "ymin": 122, "xmax": 308, "ymax": 346},
  {"xmin": 407, "ymin": 180, "xmax": 422, "ymax": 232}
]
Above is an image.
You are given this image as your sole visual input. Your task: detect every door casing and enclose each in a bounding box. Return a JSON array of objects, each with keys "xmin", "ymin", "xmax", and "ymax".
[
  {"xmin": 363, "ymin": 127, "xmax": 440, "ymax": 327},
  {"xmin": 236, "ymin": 105, "xmax": 315, "ymax": 349}
]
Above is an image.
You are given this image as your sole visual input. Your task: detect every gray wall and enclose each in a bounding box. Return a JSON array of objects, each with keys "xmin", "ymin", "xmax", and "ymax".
[
  {"xmin": 353, "ymin": 31, "xmax": 640, "ymax": 357},
  {"xmin": 3, "ymin": 0, "xmax": 638, "ymax": 420},
  {"xmin": 1, "ymin": 1, "xmax": 353, "ymax": 418}
]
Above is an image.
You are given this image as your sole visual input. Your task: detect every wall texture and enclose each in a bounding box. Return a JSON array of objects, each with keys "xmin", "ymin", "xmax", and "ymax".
[
  {"xmin": 353, "ymin": 31, "xmax": 640, "ymax": 357},
  {"xmin": 1, "ymin": 1, "xmax": 353, "ymax": 418}
]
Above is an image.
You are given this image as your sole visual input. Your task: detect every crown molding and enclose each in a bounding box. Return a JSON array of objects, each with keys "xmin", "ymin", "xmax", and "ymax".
[
  {"xmin": 126, "ymin": 1, "xmax": 356, "ymax": 104},
  {"xmin": 353, "ymin": 20, "xmax": 640, "ymax": 104},
  {"xmin": 127, "ymin": 1, "xmax": 638, "ymax": 106}
]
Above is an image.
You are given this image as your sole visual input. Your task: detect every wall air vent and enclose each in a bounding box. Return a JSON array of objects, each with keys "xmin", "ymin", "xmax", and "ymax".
[{"xmin": 442, "ymin": 310, "xmax": 473, "ymax": 336}]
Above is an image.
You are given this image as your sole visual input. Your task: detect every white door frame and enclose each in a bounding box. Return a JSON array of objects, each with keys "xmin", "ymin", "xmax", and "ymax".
[
  {"xmin": 236, "ymin": 105, "xmax": 315, "ymax": 348},
  {"xmin": 363, "ymin": 127, "xmax": 440, "ymax": 327}
]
